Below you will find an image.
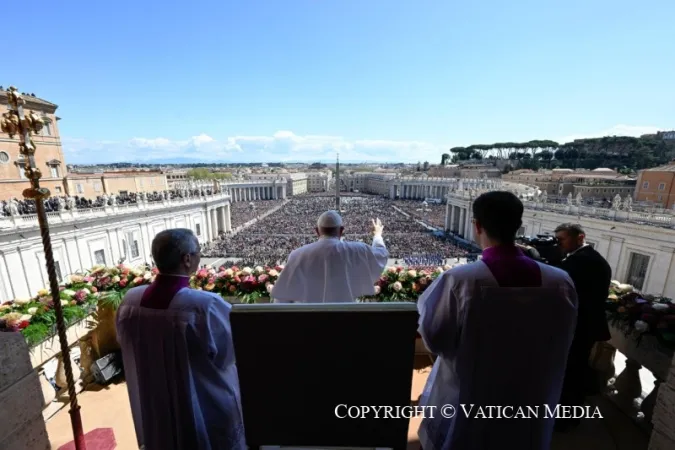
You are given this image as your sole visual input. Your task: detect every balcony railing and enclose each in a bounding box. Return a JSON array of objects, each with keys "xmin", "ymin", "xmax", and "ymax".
[
  {"xmin": 0, "ymin": 192, "xmax": 231, "ymax": 231},
  {"xmin": 447, "ymin": 190, "xmax": 675, "ymax": 229}
]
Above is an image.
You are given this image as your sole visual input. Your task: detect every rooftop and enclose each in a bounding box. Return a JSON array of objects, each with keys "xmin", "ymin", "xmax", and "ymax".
[{"xmin": 0, "ymin": 88, "xmax": 58, "ymax": 113}]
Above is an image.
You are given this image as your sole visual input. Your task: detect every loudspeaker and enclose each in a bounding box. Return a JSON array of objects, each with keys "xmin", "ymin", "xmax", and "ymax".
[{"xmin": 91, "ymin": 351, "xmax": 123, "ymax": 385}]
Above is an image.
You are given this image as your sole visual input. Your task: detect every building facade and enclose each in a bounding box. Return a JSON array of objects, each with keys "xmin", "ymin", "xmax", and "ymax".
[
  {"xmin": 445, "ymin": 190, "xmax": 675, "ymax": 298},
  {"xmin": 634, "ymin": 161, "xmax": 675, "ymax": 209},
  {"xmin": 286, "ymin": 173, "xmax": 308, "ymax": 195},
  {"xmin": 307, "ymin": 171, "xmax": 332, "ymax": 192},
  {"xmin": 0, "ymin": 192, "xmax": 231, "ymax": 302},
  {"xmin": 63, "ymin": 171, "xmax": 170, "ymax": 197},
  {"xmin": 0, "ymin": 90, "xmax": 66, "ymax": 199},
  {"xmin": 503, "ymin": 168, "xmax": 637, "ymax": 199}
]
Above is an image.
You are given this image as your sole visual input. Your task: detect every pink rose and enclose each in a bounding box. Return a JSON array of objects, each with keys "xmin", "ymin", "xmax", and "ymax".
[
  {"xmin": 229, "ymin": 285, "xmax": 236, "ymax": 293},
  {"xmin": 119, "ymin": 278, "xmax": 128, "ymax": 288},
  {"xmin": 258, "ymin": 274, "xmax": 268, "ymax": 283}
]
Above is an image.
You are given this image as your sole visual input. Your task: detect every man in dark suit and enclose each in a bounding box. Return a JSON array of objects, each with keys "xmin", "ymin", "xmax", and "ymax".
[{"xmin": 554, "ymin": 223, "xmax": 612, "ymax": 431}]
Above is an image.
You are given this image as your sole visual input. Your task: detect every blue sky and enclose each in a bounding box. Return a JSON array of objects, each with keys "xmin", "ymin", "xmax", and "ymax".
[{"xmin": 4, "ymin": 1, "xmax": 674, "ymax": 164}]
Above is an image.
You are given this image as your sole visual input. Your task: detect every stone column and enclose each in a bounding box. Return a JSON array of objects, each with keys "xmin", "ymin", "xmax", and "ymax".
[
  {"xmin": 450, "ymin": 205, "xmax": 456, "ymax": 233},
  {"xmin": 219, "ymin": 206, "xmax": 226, "ymax": 233},
  {"xmin": 0, "ymin": 333, "xmax": 51, "ymax": 449},
  {"xmin": 225, "ymin": 204, "xmax": 232, "ymax": 231},
  {"xmin": 445, "ymin": 201, "xmax": 451, "ymax": 231},
  {"xmin": 459, "ymin": 208, "xmax": 466, "ymax": 236},
  {"xmin": 210, "ymin": 209, "xmax": 218, "ymax": 238}
]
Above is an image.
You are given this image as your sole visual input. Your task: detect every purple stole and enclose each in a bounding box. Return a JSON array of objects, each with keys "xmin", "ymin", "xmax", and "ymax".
[
  {"xmin": 140, "ymin": 274, "xmax": 190, "ymax": 310},
  {"xmin": 480, "ymin": 244, "xmax": 542, "ymax": 287}
]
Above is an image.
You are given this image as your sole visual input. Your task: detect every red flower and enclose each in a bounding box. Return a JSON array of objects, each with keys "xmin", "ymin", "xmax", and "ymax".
[
  {"xmin": 18, "ymin": 320, "xmax": 30, "ymax": 330},
  {"xmin": 119, "ymin": 278, "xmax": 128, "ymax": 288}
]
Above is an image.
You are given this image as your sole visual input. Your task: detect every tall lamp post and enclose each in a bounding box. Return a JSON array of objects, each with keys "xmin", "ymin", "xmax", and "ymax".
[{"xmin": 1, "ymin": 87, "xmax": 87, "ymax": 450}]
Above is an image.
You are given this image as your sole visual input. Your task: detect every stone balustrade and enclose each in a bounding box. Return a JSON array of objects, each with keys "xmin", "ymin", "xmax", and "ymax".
[
  {"xmin": 446, "ymin": 190, "xmax": 675, "ymax": 228},
  {"xmin": 0, "ymin": 192, "xmax": 231, "ymax": 231},
  {"xmin": 592, "ymin": 326, "xmax": 675, "ymax": 449}
]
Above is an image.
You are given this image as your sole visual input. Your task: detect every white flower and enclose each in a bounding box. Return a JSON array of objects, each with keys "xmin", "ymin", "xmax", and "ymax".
[
  {"xmin": 224, "ymin": 268, "xmax": 234, "ymax": 277},
  {"xmin": 14, "ymin": 298, "xmax": 31, "ymax": 305},
  {"xmin": 268, "ymin": 269, "xmax": 279, "ymax": 277},
  {"xmin": 61, "ymin": 300, "xmax": 70, "ymax": 306},
  {"xmin": 407, "ymin": 269, "xmax": 417, "ymax": 278},
  {"xmin": 80, "ymin": 288, "xmax": 91, "ymax": 295},
  {"xmin": 62, "ymin": 290, "xmax": 76, "ymax": 298},
  {"xmin": 443, "ymin": 265, "xmax": 452, "ymax": 271},
  {"xmin": 435, "ymin": 267, "xmax": 443, "ymax": 274},
  {"xmin": 652, "ymin": 303, "xmax": 669, "ymax": 311},
  {"xmin": 27, "ymin": 307, "xmax": 38, "ymax": 315},
  {"xmin": 0, "ymin": 304, "xmax": 10, "ymax": 312},
  {"xmin": 143, "ymin": 272, "xmax": 152, "ymax": 280},
  {"xmin": 634, "ymin": 320, "xmax": 650, "ymax": 333},
  {"xmin": 242, "ymin": 267, "xmax": 253, "ymax": 275},
  {"xmin": 387, "ymin": 266, "xmax": 398, "ymax": 273},
  {"xmin": 266, "ymin": 283, "xmax": 274, "ymax": 293},
  {"xmin": 374, "ymin": 285, "xmax": 381, "ymax": 295},
  {"xmin": 111, "ymin": 276, "xmax": 121, "ymax": 283},
  {"xmin": 254, "ymin": 266, "xmax": 264, "ymax": 274},
  {"xmin": 20, "ymin": 314, "xmax": 32, "ymax": 322},
  {"xmin": 205, "ymin": 265, "xmax": 213, "ymax": 270},
  {"xmin": 130, "ymin": 268, "xmax": 143, "ymax": 277},
  {"xmin": 392, "ymin": 281, "xmax": 403, "ymax": 292}
]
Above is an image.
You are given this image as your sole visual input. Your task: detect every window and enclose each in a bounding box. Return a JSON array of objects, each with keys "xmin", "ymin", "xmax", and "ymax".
[
  {"xmin": 195, "ymin": 223, "xmax": 201, "ymax": 236},
  {"xmin": 18, "ymin": 166, "xmax": 26, "ymax": 179},
  {"xmin": 55, "ymin": 186, "xmax": 62, "ymax": 193},
  {"xmin": 42, "ymin": 121, "xmax": 52, "ymax": 136},
  {"xmin": 0, "ymin": 151, "xmax": 8, "ymax": 163},
  {"xmin": 54, "ymin": 261, "xmax": 63, "ymax": 283},
  {"xmin": 626, "ymin": 252, "xmax": 649, "ymax": 291},
  {"xmin": 94, "ymin": 182, "xmax": 102, "ymax": 192},
  {"xmin": 50, "ymin": 166, "xmax": 59, "ymax": 178},
  {"xmin": 658, "ymin": 183, "xmax": 666, "ymax": 191},
  {"xmin": 76, "ymin": 184, "xmax": 83, "ymax": 194},
  {"xmin": 642, "ymin": 181, "xmax": 649, "ymax": 189},
  {"xmin": 94, "ymin": 249, "xmax": 106, "ymax": 266},
  {"xmin": 125, "ymin": 231, "xmax": 140, "ymax": 259}
]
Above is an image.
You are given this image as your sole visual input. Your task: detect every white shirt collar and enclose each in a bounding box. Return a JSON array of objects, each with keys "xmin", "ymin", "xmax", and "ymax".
[{"xmin": 566, "ymin": 243, "xmax": 589, "ymax": 258}]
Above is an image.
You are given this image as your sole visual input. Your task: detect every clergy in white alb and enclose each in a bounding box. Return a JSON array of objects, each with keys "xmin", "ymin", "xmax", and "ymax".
[
  {"xmin": 417, "ymin": 192, "xmax": 578, "ymax": 450},
  {"xmin": 272, "ymin": 211, "xmax": 389, "ymax": 303},
  {"xmin": 116, "ymin": 229, "xmax": 246, "ymax": 450}
]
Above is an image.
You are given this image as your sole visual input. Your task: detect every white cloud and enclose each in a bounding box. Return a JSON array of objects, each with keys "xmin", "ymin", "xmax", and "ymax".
[
  {"xmin": 61, "ymin": 131, "xmax": 445, "ymax": 164},
  {"xmin": 61, "ymin": 125, "xmax": 667, "ymax": 165}
]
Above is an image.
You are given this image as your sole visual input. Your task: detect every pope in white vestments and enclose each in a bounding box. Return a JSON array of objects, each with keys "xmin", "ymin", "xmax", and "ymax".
[
  {"xmin": 116, "ymin": 229, "xmax": 246, "ymax": 450},
  {"xmin": 417, "ymin": 192, "xmax": 578, "ymax": 450},
  {"xmin": 272, "ymin": 210, "xmax": 389, "ymax": 303}
]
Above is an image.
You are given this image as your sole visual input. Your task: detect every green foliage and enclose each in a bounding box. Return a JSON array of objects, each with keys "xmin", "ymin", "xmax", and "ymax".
[
  {"xmin": 187, "ymin": 168, "xmax": 232, "ymax": 180},
  {"xmin": 449, "ymin": 136, "xmax": 675, "ymax": 171}
]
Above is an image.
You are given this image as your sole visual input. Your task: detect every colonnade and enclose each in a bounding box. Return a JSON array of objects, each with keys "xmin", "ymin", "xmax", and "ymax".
[
  {"xmin": 389, "ymin": 178, "xmax": 501, "ymax": 200},
  {"xmin": 205, "ymin": 203, "xmax": 232, "ymax": 240},
  {"xmin": 228, "ymin": 184, "xmax": 286, "ymax": 202}
]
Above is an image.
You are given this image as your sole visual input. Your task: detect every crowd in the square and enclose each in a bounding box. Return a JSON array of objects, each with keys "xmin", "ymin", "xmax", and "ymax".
[
  {"xmin": 202, "ymin": 194, "xmax": 469, "ymax": 265},
  {"xmin": 229, "ymin": 199, "xmax": 285, "ymax": 229},
  {"xmin": 392, "ymin": 199, "xmax": 447, "ymax": 229}
]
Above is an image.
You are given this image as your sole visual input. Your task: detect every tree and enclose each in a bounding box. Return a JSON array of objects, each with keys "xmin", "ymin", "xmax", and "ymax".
[
  {"xmin": 187, "ymin": 168, "xmax": 231, "ymax": 180},
  {"xmin": 441, "ymin": 153, "xmax": 450, "ymax": 165},
  {"xmin": 423, "ymin": 161, "xmax": 429, "ymax": 171}
]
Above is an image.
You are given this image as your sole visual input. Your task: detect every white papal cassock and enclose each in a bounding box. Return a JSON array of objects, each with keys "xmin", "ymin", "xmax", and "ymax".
[
  {"xmin": 417, "ymin": 258, "xmax": 578, "ymax": 450},
  {"xmin": 272, "ymin": 235, "xmax": 389, "ymax": 303},
  {"xmin": 117, "ymin": 286, "xmax": 246, "ymax": 450}
]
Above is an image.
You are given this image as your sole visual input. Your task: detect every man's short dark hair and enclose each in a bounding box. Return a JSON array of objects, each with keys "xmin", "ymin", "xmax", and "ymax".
[
  {"xmin": 554, "ymin": 223, "xmax": 585, "ymax": 237},
  {"xmin": 151, "ymin": 228, "xmax": 199, "ymax": 273},
  {"xmin": 472, "ymin": 191, "xmax": 523, "ymax": 243}
]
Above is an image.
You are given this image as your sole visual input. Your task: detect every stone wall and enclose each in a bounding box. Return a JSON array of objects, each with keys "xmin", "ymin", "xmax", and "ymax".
[{"xmin": 0, "ymin": 333, "xmax": 50, "ymax": 450}]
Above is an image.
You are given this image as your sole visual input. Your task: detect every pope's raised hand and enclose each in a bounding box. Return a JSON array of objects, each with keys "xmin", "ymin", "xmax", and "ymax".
[{"xmin": 372, "ymin": 218, "xmax": 384, "ymax": 236}]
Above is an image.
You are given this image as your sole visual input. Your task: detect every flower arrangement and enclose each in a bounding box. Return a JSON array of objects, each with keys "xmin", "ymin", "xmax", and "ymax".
[
  {"xmin": 360, "ymin": 265, "xmax": 450, "ymax": 302},
  {"xmin": 0, "ymin": 264, "xmax": 155, "ymax": 347},
  {"xmin": 190, "ymin": 264, "xmax": 283, "ymax": 304},
  {"xmin": 606, "ymin": 280, "xmax": 675, "ymax": 350},
  {"xmin": 1, "ymin": 261, "xmax": 456, "ymax": 345}
]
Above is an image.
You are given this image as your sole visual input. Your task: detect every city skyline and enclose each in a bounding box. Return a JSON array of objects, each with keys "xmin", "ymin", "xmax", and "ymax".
[{"xmin": 4, "ymin": 1, "xmax": 674, "ymax": 164}]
